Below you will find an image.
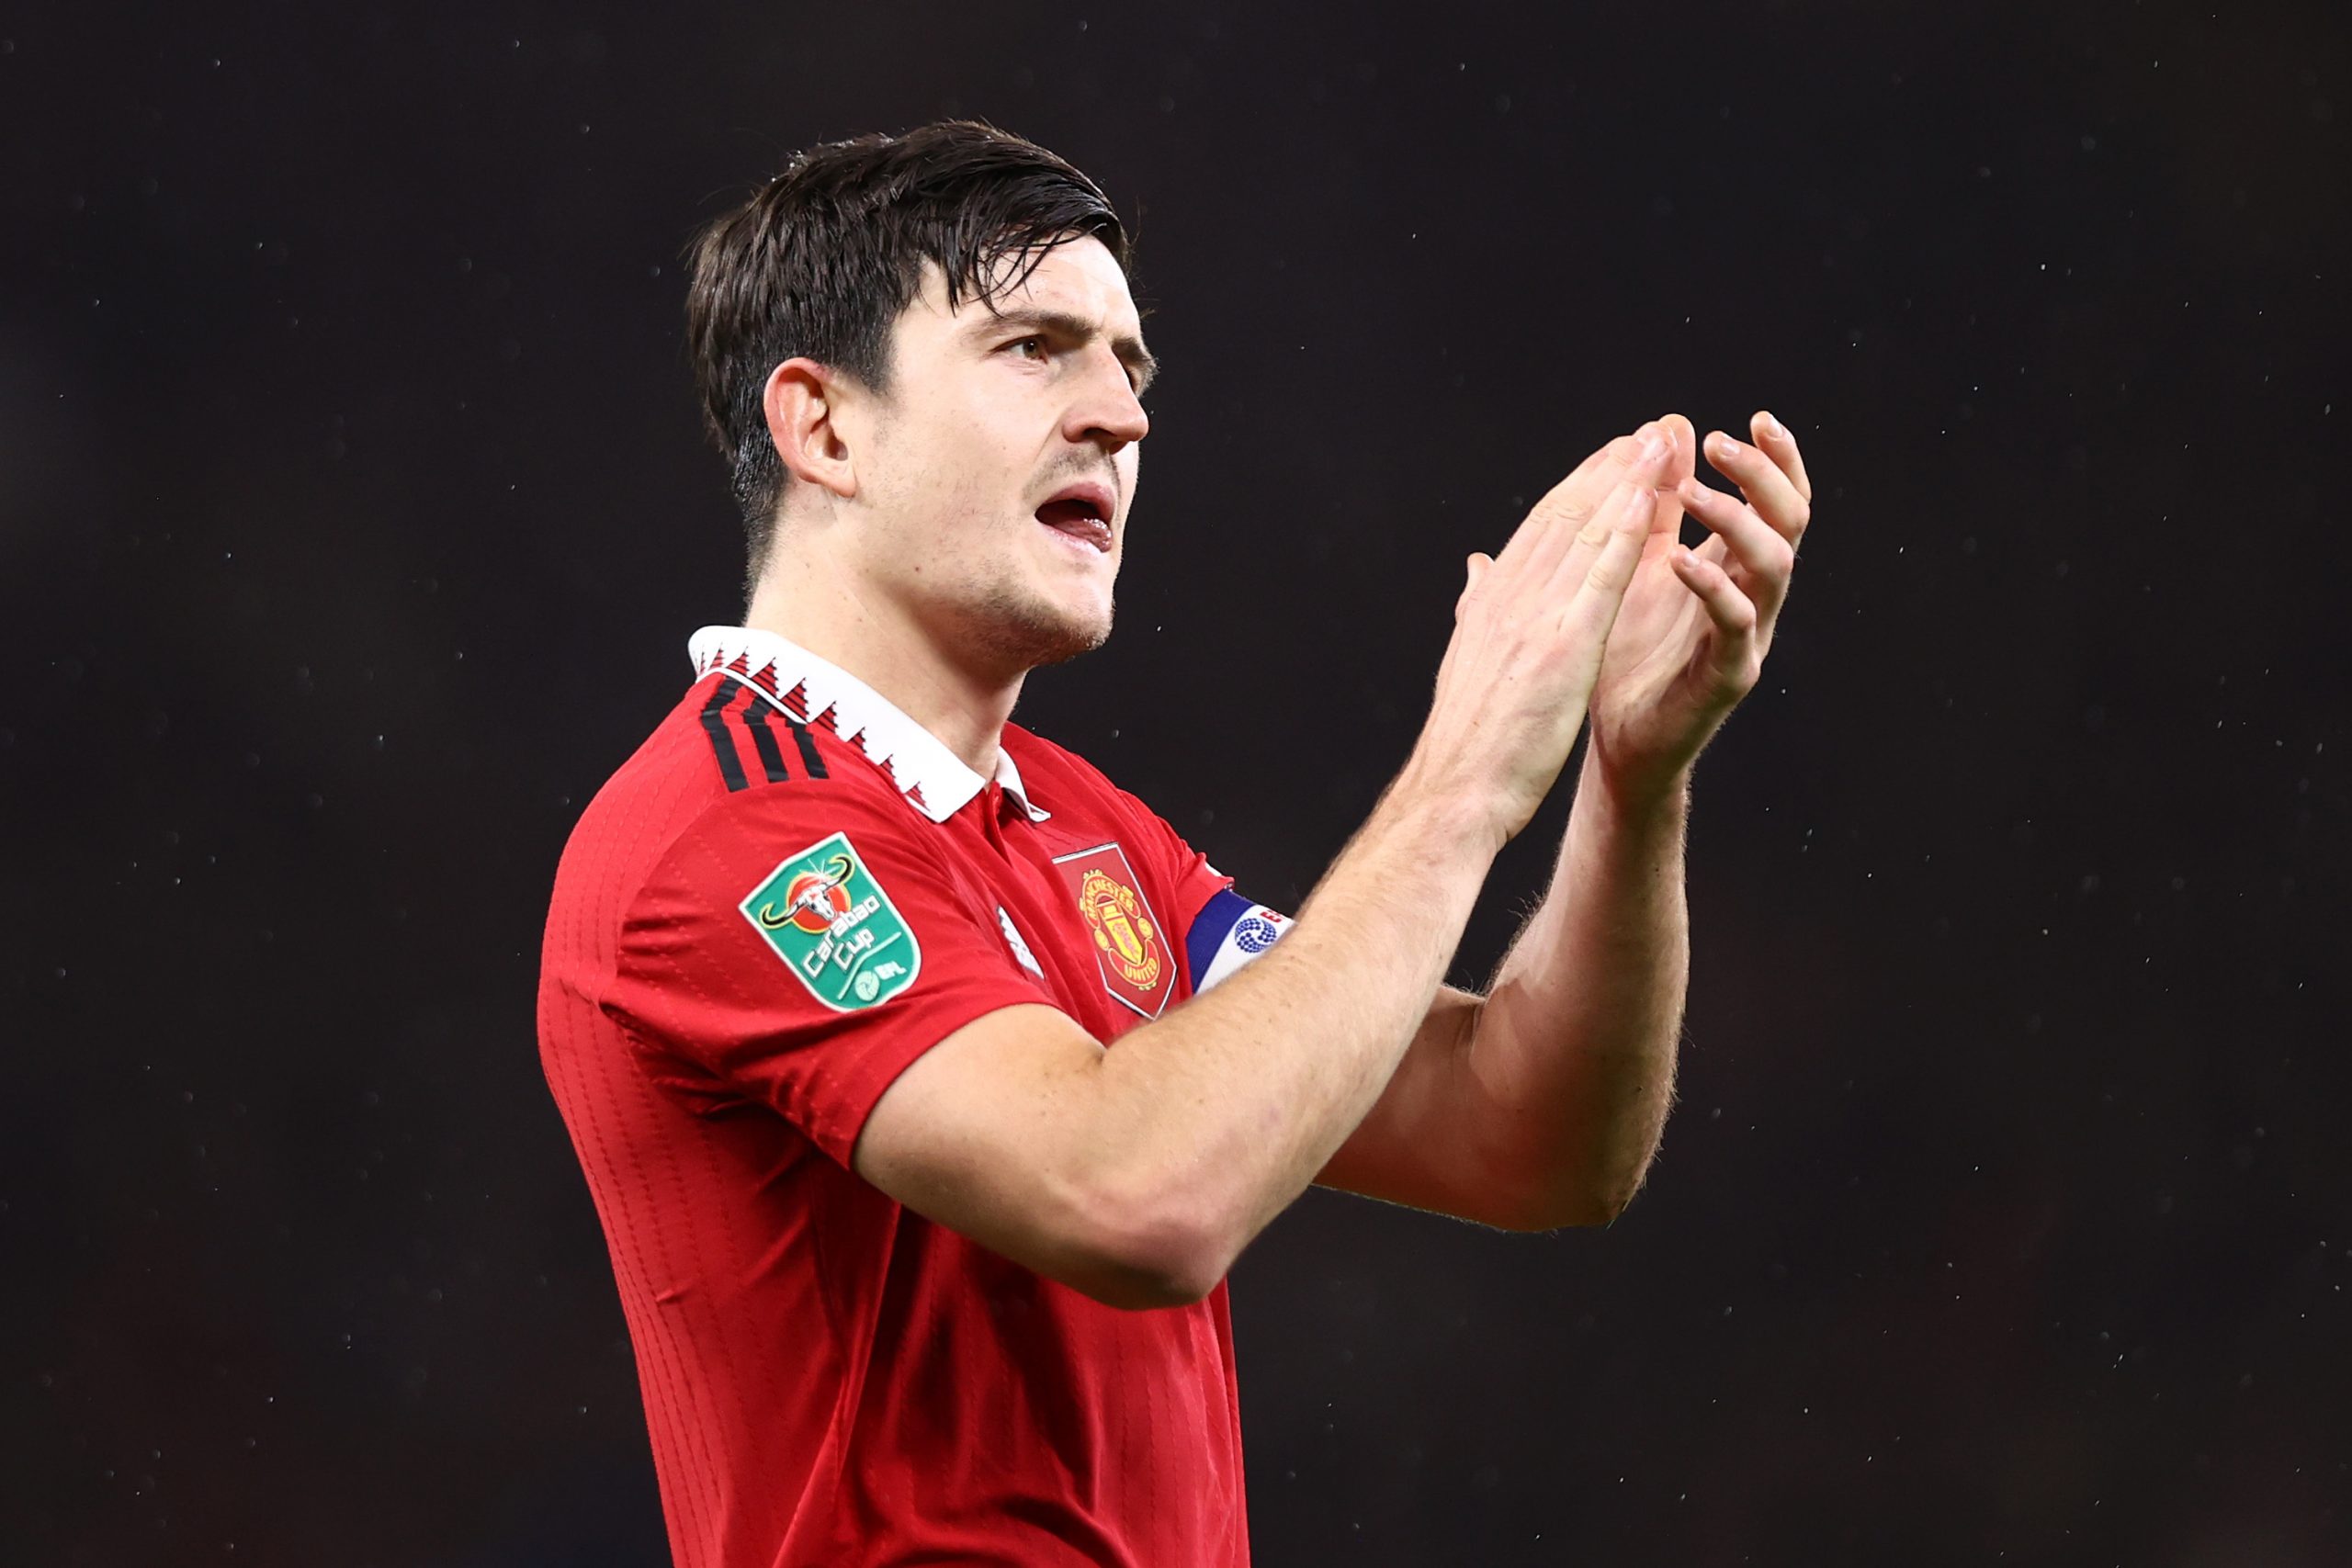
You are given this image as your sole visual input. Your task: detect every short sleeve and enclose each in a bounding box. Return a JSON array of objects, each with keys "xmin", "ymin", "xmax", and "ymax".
[{"xmin": 605, "ymin": 787, "xmax": 1056, "ymax": 1168}]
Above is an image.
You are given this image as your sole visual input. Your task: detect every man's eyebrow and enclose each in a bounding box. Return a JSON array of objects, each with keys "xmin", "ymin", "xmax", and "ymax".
[{"xmin": 977, "ymin": 306, "xmax": 1159, "ymax": 392}]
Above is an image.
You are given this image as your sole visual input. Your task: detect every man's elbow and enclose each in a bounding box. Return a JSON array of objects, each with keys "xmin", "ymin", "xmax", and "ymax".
[
  {"xmin": 1065, "ymin": 1184, "xmax": 1234, "ymax": 1311},
  {"xmin": 1076, "ymin": 1255, "xmax": 1223, "ymax": 1312},
  {"xmin": 1535, "ymin": 1184, "xmax": 1639, "ymax": 1230},
  {"xmin": 1494, "ymin": 1165, "xmax": 1648, "ymax": 1232}
]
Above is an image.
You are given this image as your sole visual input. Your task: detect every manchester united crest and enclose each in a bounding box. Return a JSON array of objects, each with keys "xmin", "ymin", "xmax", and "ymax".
[{"xmin": 1051, "ymin": 841, "xmax": 1171, "ymax": 1018}]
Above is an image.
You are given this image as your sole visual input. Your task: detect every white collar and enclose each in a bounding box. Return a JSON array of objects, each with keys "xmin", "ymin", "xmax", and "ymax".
[{"xmin": 687, "ymin": 626, "xmax": 1048, "ymax": 824}]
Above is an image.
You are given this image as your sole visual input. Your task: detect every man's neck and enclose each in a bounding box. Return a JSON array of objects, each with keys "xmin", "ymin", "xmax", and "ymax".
[{"xmin": 742, "ymin": 565, "xmax": 1023, "ymax": 779}]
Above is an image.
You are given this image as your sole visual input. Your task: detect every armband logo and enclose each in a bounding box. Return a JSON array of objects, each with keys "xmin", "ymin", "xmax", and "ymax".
[
  {"xmin": 740, "ymin": 832, "xmax": 920, "ymax": 1010},
  {"xmin": 1233, "ymin": 911, "xmax": 1287, "ymax": 953}
]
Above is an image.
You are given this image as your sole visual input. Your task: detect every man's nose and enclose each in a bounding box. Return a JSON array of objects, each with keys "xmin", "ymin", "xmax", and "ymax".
[{"xmin": 1067, "ymin": 346, "xmax": 1149, "ymax": 448}]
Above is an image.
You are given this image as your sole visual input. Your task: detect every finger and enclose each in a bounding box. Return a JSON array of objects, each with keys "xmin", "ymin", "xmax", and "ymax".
[
  {"xmin": 1558, "ymin": 486, "xmax": 1653, "ymax": 645},
  {"xmin": 1490, "ymin": 429, "xmax": 1646, "ymax": 580},
  {"xmin": 1703, "ymin": 425, "xmax": 1812, "ymax": 547},
  {"xmin": 1536, "ymin": 420, "xmax": 1667, "ymax": 531},
  {"xmin": 1653, "ymin": 412, "xmax": 1699, "ymax": 536},
  {"xmin": 1564, "ymin": 429, "xmax": 1645, "ymax": 488},
  {"xmin": 1571, "ymin": 416, "xmax": 1695, "ymax": 541},
  {"xmin": 1517, "ymin": 429, "xmax": 1671, "ymax": 592},
  {"xmin": 1675, "ymin": 476, "xmax": 1794, "ymax": 633},
  {"xmin": 1750, "ymin": 409, "xmax": 1813, "ymax": 506},
  {"xmin": 1555, "ymin": 420, "xmax": 1667, "ymax": 503},
  {"xmin": 1543, "ymin": 477, "xmax": 1653, "ymax": 602},
  {"xmin": 1669, "ymin": 547, "xmax": 1763, "ymax": 690}
]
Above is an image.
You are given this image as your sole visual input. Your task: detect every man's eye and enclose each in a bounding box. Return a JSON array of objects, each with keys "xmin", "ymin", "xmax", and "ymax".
[{"xmin": 1009, "ymin": 336, "xmax": 1047, "ymax": 359}]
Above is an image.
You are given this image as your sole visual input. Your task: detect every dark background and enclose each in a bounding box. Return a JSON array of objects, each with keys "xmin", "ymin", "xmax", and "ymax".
[{"xmin": 5, "ymin": 1, "xmax": 2346, "ymax": 1562}]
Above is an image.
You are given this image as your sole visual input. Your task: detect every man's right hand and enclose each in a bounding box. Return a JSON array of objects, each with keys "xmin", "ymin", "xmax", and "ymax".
[{"xmin": 1396, "ymin": 423, "xmax": 1674, "ymax": 852}]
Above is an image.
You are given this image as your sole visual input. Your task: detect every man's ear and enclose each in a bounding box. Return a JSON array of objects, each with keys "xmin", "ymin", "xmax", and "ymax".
[{"xmin": 761, "ymin": 357, "xmax": 859, "ymax": 501}]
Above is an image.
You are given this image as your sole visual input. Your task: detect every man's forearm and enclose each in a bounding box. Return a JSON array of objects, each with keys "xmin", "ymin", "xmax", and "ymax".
[
  {"xmin": 1467, "ymin": 750, "xmax": 1690, "ymax": 1225},
  {"xmin": 1091, "ymin": 776, "xmax": 1497, "ymax": 1280}
]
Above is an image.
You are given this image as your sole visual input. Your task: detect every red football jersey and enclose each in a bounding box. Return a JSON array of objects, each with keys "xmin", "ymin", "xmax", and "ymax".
[{"xmin": 538, "ymin": 626, "xmax": 1292, "ymax": 1568}]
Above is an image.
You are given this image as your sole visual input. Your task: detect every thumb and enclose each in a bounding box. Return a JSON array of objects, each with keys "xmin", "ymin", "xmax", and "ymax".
[{"xmin": 1455, "ymin": 552, "xmax": 1492, "ymax": 619}]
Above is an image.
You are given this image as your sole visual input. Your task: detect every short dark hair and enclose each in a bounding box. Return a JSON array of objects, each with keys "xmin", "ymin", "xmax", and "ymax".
[{"xmin": 684, "ymin": 120, "xmax": 1132, "ymax": 580}]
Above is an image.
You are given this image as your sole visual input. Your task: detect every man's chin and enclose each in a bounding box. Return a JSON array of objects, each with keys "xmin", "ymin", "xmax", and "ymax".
[
  {"xmin": 960, "ymin": 591, "xmax": 1112, "ymax": 673},
  {"xmin": 1013, "ymin": 608, "xmax": 1112, "ymax": 670}
]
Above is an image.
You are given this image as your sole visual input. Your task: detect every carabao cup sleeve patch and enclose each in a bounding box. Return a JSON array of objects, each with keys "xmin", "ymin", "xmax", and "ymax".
[
  {"xmin": 738, "ymin": 831, "xmax": 920, "ymax": 1011},
  {"xmin": 1183, "ymin": 887, "xmax": 1294, "ymax": 994}
]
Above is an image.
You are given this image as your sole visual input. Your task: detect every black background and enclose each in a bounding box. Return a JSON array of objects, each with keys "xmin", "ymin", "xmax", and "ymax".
[{"xmin": 5, "ymin": 2, "xmax": 2346, "ymax": 1562}]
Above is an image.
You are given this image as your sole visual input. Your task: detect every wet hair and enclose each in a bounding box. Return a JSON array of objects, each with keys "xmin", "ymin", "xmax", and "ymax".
[{"xmin": 684, "ymin": 120, "xmax": 1132, "ymax": 581}]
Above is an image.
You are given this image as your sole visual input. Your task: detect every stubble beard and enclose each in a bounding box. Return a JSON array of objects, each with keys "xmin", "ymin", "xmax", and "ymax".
[{"xmin": 960, "ymin": 578, "xmax": 1113, "ymax": 674}]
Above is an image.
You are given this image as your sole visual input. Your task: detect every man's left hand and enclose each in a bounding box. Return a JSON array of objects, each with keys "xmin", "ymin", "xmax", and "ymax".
[{"xmin": 1582, "ymin": 410, "xmax": 1814, "ymax": 807}]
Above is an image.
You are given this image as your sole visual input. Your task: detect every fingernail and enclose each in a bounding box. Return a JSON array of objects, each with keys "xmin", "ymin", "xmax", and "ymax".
[
  {"xmin": 1639, "ymin": 427, "xmax": 1668, "ymax": 462},
  {"xmin": 1762, "ymin": 411, "xmax": 1786, "ymax": 439}
]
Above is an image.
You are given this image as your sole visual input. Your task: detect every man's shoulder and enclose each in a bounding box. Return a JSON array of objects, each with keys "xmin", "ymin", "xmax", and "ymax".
[{"xmin": 559, "ymin": 673, "xmax": 909, "ymax": 887}]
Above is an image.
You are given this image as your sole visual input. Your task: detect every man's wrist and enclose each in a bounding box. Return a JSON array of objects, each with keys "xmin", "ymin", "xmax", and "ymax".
[
  {"xmin": 1577, "ymin": 748, "xmax": 1692, "ymax": 840},
  {"xmin": 1375, "ymin": 760, "xmax": 1511, "ymax": 867}
]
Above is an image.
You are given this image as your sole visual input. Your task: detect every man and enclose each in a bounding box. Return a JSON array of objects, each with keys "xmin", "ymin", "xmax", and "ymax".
[{"xmin": 537, "ymin": 120, "xmax": 1812, "ymax": 1568}]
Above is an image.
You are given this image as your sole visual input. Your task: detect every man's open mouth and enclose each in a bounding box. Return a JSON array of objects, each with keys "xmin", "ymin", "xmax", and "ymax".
[{"xmin": 1035, "ymin": 482, "xmax": 1115, "ymax": 553}]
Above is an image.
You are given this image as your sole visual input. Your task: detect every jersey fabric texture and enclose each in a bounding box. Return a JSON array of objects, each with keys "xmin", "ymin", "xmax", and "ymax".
[{"xmin": 538, "ymin": 626, "xmax": 1289, "ymax": 1568}]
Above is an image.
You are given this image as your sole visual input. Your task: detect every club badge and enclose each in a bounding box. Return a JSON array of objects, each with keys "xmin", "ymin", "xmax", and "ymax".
[{"xmin": 1051, "ymin": 841, "xmax": 1170, "ymax": 1019}]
